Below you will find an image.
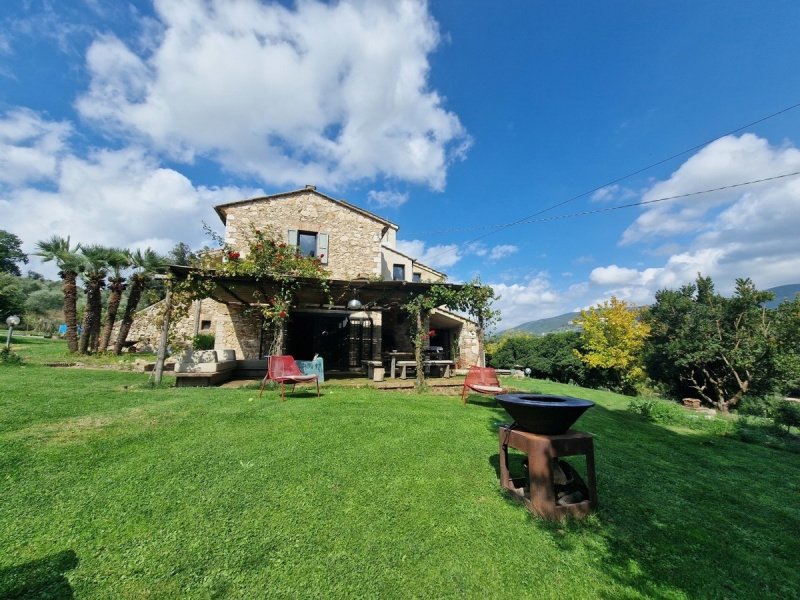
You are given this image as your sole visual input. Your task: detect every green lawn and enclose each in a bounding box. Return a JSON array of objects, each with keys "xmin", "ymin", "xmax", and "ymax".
[{"xmin": 2, "ymin": 355, "xmax": 799, "ymax": 598}]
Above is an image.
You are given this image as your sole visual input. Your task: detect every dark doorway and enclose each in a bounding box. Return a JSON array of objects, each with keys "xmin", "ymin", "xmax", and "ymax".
[{"xmin": 286, "ymin": 312, "xmax": 373, "ymax": 370}]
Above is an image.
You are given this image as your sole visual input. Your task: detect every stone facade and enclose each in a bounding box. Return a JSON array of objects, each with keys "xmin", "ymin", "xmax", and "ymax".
[
  {"xmin": 122, "ymin": 187, "xmax": 483, "ymax": 367},
  {"xmin": 220, "ymin": 189, "xmax": 393, "ymax": 281},
  {"xmin": 110, "ymin": 298, "xmax": 221, "ymax": 352}
]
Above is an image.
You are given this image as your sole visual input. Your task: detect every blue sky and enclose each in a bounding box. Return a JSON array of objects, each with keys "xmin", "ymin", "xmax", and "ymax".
[{"xmin": 3, "ymin": 1, "xmax": 800, "ymax": 328}]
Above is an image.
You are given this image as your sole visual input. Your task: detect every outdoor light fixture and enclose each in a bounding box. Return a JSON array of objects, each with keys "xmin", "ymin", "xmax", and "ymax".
[
  {"xmin": 5, "ymin": 315, "xmax": 20, "ymax": 350},
  {"xmin": 347, "ymin": 298, "xmax": 363, "ymax": 310}
]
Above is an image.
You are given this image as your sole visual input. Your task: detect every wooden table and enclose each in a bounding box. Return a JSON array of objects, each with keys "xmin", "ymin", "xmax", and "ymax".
[{"xmin": 498, "ymin": 426, "xmax": 597, "ymax": 520}]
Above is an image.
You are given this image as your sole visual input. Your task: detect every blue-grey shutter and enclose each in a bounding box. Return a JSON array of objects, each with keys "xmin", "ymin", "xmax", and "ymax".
[
  {"xmin": 317, "ymin": 232, "xmax": 329, "ymax": 264},
  {"xmin": 287, "ymin": 229, "xmax": 298, "ymax": 247}
]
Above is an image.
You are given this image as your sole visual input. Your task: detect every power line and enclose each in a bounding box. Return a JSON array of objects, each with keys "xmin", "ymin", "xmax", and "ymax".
[
  {"xmin": 509, "ymin": 170, "xmax": 800, "ymax": 226},
  {"xmin": 408, "ymin": 100, "xmax": 800, "ymax": 252}
]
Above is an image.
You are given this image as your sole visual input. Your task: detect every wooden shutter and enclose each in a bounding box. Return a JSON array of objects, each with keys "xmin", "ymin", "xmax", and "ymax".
[
  {"xmin": 287, "ymin": 229, "xmax": 298, "ymax": 246},
  {"xmin": 317, "ymin": 232, "xmax": 329, "ymax": 264}
]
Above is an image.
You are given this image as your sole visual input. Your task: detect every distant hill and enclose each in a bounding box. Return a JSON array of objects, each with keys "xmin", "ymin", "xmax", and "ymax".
[
  {"xmin": 502, "ymin": 311, "xmax": 581, "ymax": 336},
  {"xmin": 501, "ymin": 283, "xmax": 800, "ymax": 336},
  {"xmin": 764, "ymin": 284, "xmax": 800, "ymax": 309}
]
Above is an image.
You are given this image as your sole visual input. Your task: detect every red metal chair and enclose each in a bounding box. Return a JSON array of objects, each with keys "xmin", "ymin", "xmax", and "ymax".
[
  {"xmin": 461, "ymin": 366, "xmax": 507, "ymax": 406},
  {"xmin": 259, "ymin": 355, "xmax": 320, "ymax": 401}
]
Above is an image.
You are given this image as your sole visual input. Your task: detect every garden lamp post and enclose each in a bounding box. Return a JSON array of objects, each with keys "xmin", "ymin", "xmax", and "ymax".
[{"xmin": 6, "ymin": 315, "xmax": 20, "ymax": 349}]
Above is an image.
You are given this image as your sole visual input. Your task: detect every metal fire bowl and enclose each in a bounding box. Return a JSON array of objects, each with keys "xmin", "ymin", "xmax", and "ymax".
[{"xmin": 496, "ymin": 393, "xmax": 594, "ymax": 435}]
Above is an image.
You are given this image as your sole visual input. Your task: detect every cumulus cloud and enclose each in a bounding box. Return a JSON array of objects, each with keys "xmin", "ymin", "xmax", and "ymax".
[
  {"xmin": 396, "ymin": 239, "xmax": 462, "ymax": 270},
  {"xmin": 621, "ymin": 134, "xmax": 800, "ymax": 245},
  {"xmin": 488, "ymin": 244, "xmax": 518, "ymax": 261},
  {"xmin": 76, "ymin": 0, "xmax": 470, "ymax": 190},
  {"xmin": 0, "ymin": 108, "xmax": 72, "ymax": 186},
  {"xmin": 488, "ymin": 273, "xmax": 573, "ymax": 329},
  {"xmin": 367, "ymin": 190, "xmax": 409, "ymax": 209},
  {"xmin": 0, "ymin": 109, "xmax": 260, "ymax": 276},
  {"xmin": 586, "ymin": 134, "xmax": 800, "ymax": 305}
]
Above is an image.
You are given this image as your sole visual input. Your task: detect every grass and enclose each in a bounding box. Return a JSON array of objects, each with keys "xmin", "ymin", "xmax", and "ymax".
[
  {"xmin": 3, "ymin": 334, "xmax": 156, "ymax": 368},
  {"xmin": 2, "ymin": 349, "xmax": 799, "ymax": 597}
]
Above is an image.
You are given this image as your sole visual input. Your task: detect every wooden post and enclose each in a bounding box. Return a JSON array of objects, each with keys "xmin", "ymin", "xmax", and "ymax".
[{"xmin": 153, "ymin": 276, "xmax": 172, "ymax": 386}]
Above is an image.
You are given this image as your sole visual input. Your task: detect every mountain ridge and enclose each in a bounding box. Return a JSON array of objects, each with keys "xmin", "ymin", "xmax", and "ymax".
[{"xmin": 500, "ymin": 283, "xmax": 800, "ymax": 336}]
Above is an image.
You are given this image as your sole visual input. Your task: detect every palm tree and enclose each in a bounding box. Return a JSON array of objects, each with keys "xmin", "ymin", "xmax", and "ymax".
[
  {"xmin": 99, "ymin": 248, "xmax": 132, "ymax": 352},
  {"xmin": 78, "ymin": 245, "xmax": 111, "ymax": 354},
  {"xmin": 35, "ymin": 236, "xmax": 82, "ymax": 352},
  {"xmin": 114, "ymin": 249, "xmax": 167, "ymax": 355}
]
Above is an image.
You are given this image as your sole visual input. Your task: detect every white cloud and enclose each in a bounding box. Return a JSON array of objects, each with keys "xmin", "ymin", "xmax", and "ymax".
[
  {"xmin": 621, "ymin": 134, "xmax": 800, "ymax": 245},
  {"xmin": 584, "ymin": 134, "xmax": 800, "ymax": 305},
  {"xmin": 76, "ymin": 0, "xmax": 470, "ymax": 191},
  {"xmin": 396, "ymin": 239, "xmax": 462, "ymax": 270},
  {"xmin": 488, "ymin": 244, "xmax": 518, "ymax": 261},
  {"xmin": 0, "ymin": 109, "xmax": 260, "ymax": 277},
  {"xmin": 591, "ymin": 184, "xmax": 636, "ymax": 202},
  {"xmin": 367, "ymin": 190, "xmax": 409, "ymax": 209},
  {"xmin": 489, "ymin": 272, "xmax": 572, "ymax": 329},
  {"xmin": 0, "ymin": 108, "xmax": 72, "ymax": 186}
]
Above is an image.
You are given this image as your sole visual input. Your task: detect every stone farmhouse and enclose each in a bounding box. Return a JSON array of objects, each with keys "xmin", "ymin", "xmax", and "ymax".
[{"xmin": 127, "ymin": 186, "xmax": 481, "ymax": 372}]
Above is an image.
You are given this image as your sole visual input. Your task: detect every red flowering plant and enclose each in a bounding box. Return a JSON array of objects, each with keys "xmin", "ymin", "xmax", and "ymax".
[{"xmin": 173, "ymin": 226, "xmax": 330, "ymax": 355}]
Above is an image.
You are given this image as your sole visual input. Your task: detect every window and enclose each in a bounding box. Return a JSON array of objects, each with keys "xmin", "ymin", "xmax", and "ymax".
[
  {"xmin": 200, "ymin": 320, "xmax": 212, "ymax": 331},
  {"xmin": 393, "ymin": 264, "xmax": 406, "ymax": 281},
  {"xmin": 412, "ymin": 272, "xmax": 422, "ymax": 283},
  {"xmin": 298, "ymin": 232, "xmax": 317, "ymax": 257},
  {"xmin": 288, "ymin": 230, "xmax": 329, "ymax": 264}
]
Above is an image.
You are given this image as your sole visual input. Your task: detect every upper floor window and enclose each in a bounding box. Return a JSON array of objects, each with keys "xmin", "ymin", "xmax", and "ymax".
[
  {"xmin": 298, "ymin": 232, "xmax": 317, "ymax": 257},
  {"xmin": 393, "ymin": 264, "xmax": 405, "ymax": 281},
  {"xmin": 412, "ymin": 272, "xmax": 422, "ymax": 283},
  {"xmin": 288, "ymin": 229, "xmax": 329, "ymax": 264}
]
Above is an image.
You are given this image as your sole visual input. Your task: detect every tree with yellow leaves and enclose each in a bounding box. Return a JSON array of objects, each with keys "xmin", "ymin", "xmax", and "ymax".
[{"xmin": 574, "ymin": 296, "xmax": 650, "ymax": 394}]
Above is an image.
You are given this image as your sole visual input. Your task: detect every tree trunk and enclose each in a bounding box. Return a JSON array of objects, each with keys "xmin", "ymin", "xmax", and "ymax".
[
  {"xmin": 153, "ymin": 280, "xmax": 172, "ymax": 386},
  {"xmin": 477, "ymin": 316, "xmax": 486, "ymax": 367},
  {"xmin": 78, "ymin": 279, "xmax": 102, "ymax": 354},
  {"xmin": 100, "ymin": 279, "xmax": 125, "ymax": 351},
  {"xmin": 62, "ymin": 271, "xmax": 79, "ymax": 353},
  {"xmin": 114, "ymin": 277, "xmax": 145, "ymax": 355},
  {"xmin": 414, "ymin": 309, "xmax": 429, "ymax": 391}
]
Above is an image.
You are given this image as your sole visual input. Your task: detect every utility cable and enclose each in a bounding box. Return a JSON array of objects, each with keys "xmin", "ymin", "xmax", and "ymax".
[{"xmin": 406, "ymin": 100, "xmax": 800, "ymax": 242}]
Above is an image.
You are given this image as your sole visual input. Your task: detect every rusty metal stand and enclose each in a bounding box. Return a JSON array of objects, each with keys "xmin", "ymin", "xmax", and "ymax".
[{"xmin": 499, "ymin": 425, "xmax": 597, "ymax": 520}]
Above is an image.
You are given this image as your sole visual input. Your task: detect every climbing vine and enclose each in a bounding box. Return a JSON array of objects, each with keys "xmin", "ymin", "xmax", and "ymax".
[
  {"xmin": 173, "ymin": 226, "xmax": 330, "ymax": 355},
  {"xmin": 403, "ymin": 278, "xmax": 499, "ymax": 389}
]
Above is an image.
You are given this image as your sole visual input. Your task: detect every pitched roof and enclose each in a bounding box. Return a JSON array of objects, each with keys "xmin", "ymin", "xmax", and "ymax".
[
  {"xmin": 381, "ymin": 244, "xmax": 447, "ymax": 279},
  {"xmin": 214, "ymin": 186, "xmax": 399, "ymax": 229}
]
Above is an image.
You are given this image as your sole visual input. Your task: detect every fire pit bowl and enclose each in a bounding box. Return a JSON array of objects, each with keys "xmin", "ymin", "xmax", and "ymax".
[{"xmin": 496, "ymin": 393, "xmax": 594, "ymax": 435}]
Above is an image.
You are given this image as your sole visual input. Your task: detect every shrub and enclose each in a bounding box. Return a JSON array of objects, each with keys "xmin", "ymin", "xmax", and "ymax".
[
  {"xmin": 738, "ymin": 395, "xmax": 780, "ymax": 419},
  {"xmin": 0, "ymin": 347, "xmax": 23, "ymax": 366},
  {"xmin": 192, "ymin": 333, "xmax": 215, "ymax": 350},
  {"xmin": 774, "ymin": 401, "xmax": 800, "ymax": 433},
  {"xmin": 628, "ymin": 397, "xmax": 684, "ymax": 424}
]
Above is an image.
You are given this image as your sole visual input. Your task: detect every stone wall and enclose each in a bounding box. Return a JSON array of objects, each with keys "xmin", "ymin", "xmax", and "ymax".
[
  {"xmin": 112, "ymin": 298, "xmax": 221, "ymax": 352},
  {"xmin": 213, "ymin": 302, "xmax": 262, "ymax": 359},
  {"xmin": 223, "ymin": 190, "xmax": 388, "ymax": 280}
]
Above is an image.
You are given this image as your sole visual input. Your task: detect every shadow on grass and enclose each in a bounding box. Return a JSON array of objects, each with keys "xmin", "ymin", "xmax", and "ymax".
[
  {"xmin": 0, "ymin": 550, "xmax": 78, "ymax": 599},
  {"xmin": 481, "ymin": 400, "xmax": 800, "ymax": 598}
]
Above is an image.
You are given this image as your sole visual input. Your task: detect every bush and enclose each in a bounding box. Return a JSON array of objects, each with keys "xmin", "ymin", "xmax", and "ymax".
[
  {"xmin": 738, "ymin": 395, "xmax": 780, "ymax": 419},
  {"xmin": 0, "ymin": 347, "xmax": 23, "ymax": 366},
  {"xmin": 774, "ymin": 401, "xmax": 800, "ymax": 433},
  {"xmin": 628, "ymin": 397, "xmax": 684, "ymax": 424},
  {"xmin": 192, "ymin": 333, "xmax": 215, "ymax": 350}
]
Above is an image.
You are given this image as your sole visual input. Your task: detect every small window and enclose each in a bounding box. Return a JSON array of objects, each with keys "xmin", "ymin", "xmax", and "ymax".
[
  {"xmin": 393, "ymin": 264, "xmax": 406, "ymax": 281},
  {"xmin": 200, "ymin": 320, "xmax": 212, "ymax": 331},
  {"xmin": 298, "ymin": 231, "xmax": 317, "ymax": 257},
  {"xmin": 412, "ymin": 272, "xmax": 422, "ymax": 283}
]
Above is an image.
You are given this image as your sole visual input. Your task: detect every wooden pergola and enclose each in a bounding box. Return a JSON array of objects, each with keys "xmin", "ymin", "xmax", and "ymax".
[{"xmin": 152, "ymin": 266, "xmax": 468, "ymax": 384}]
